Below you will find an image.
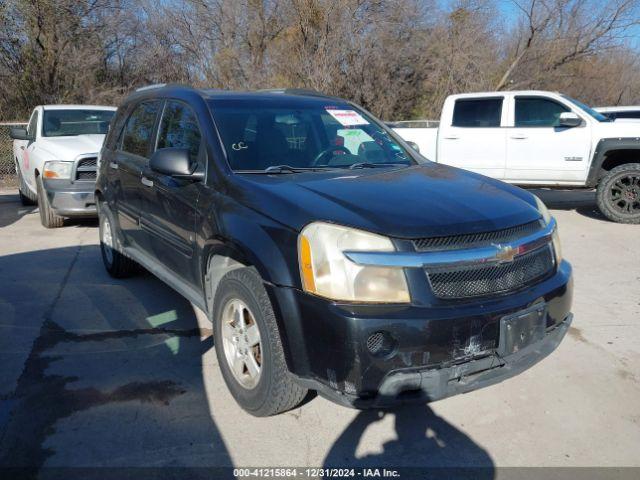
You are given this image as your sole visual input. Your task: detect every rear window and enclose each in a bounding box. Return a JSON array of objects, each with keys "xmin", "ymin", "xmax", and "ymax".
[
  {"xmin": 452, "ymin": 98, "xmax": 502, "ymax": 127},
  {"xmin": 42, "ymin": 109, "xmax": 115, "ymax": 137}
]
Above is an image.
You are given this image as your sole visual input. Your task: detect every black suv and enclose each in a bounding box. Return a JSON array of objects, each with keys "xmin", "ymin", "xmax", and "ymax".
[{"xmin": 96, "ymin": 85, "xmax": 573, "ymax": 416}]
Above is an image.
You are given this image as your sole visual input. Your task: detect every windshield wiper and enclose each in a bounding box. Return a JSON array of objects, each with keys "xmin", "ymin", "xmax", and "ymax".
[
  {"xmin": 348, "ymin": 162, "xmax": 407, "ymax": 170},
  {"xmin": 264, "ymin": 165, "xmax": 307, "ymax": 173},
  {"xmin": 263, "ymin": 164, "xmax": 338, "ymax": 173}
]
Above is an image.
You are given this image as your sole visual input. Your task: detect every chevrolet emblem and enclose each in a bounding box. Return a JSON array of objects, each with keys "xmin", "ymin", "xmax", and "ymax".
[{"xmin": 495, "ymin": 245, "xmax": 518, "ymax": 263}]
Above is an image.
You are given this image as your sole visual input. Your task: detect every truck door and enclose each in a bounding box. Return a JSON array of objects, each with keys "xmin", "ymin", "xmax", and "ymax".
[
  {"xmin": 438, "ymin": 96, "xmax": 506, "ymax": 179},
  {"xmin": 505, "ymin": 96, "xmax": 591, "ymax": 184},
  {"xmin": 17, "ymin": 110, "xmax": 39, "ymax": 193}
]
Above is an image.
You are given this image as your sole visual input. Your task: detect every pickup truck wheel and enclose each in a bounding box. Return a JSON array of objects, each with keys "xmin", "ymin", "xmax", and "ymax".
[
  {"xmin": 36, "ymin": 175, "xmax": 64, "ymax": 228},
  {"xmin": 213, "ymin": 268, "xmax": 307, "ymax": 416},
  {"xmin": 99, "ymin": 206, "xmax": 138, "ymax": 278},
  {"xmin": 596, "ymin": 163, "xmax": 640, "ymax": 224}
]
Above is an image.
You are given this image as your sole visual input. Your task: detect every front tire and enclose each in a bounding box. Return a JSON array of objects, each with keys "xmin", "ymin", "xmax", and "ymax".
[
  {"xmin": 596, "ymin": 163, "xmax": 640, "ymax": 224},
  {"xmin": 213, "ymin": 268, "xmax": 307, "ymax": 416},
  {"xmin": 99, "ymin": 205, "xmax": 138, "ymax": 278},
  {"xmin": 36, "ymin": 175, "xmax": 64, "ymax": 228}
]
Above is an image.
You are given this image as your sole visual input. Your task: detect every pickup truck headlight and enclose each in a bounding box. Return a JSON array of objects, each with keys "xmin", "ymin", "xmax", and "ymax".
[
  {"xmin": 43, "ymin": 161, "xmax": 73, "ymax": 180},
  {"xmin": 298, "ymin": 222, "xmax": 410, "ymax": 303},
  {"xmin": 534, "ymin": 195, "xmax": 562, "ymax": 263}
]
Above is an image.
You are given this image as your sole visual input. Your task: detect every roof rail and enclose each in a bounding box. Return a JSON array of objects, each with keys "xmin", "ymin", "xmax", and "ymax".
[
  {"xmin": 258, "ymin": 88, "xmax": 331, "ymax": 98},
  {"xmin": 135, "ymin": 83, "xmax": 167, "ymax": 92}
]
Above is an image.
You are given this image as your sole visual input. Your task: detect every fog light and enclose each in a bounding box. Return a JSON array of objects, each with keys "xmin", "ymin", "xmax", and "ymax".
[{"xmin": 366, "ymin": 331, "xmax": 397, "ymax": 357}]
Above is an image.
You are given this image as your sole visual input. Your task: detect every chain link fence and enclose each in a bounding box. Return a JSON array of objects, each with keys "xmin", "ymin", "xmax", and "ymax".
[{"xmin": 0, "ymin": 122, "xmax": 27, "ymax": 188}]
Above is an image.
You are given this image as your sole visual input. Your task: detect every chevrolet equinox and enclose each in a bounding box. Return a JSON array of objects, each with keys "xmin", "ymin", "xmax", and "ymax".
[{"xmin": 96, "ymin": 85, "xmax": 573, "ymax": 416}]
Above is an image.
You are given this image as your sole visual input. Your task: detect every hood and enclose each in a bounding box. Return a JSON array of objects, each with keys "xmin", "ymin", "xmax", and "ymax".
[
  {"xmin": 231, "ymin": 163, "xmax": 542, "ymax": 238},
  {"xmin": 595, "ymin": 121, "xmax": 640, "ymax": 137},
  {"xmin": 36, "ymin": 134, "xmax": 106, "ymax": 160}
]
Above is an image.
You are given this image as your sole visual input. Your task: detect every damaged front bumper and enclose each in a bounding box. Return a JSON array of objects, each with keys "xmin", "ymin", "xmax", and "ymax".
[
  {"xmin": 372, "ymin": 313, "xmax": 572, "ymax": 407},
  {"xmin": 267, "ymin": 260, "xmax": 573, "ymax": 408}
]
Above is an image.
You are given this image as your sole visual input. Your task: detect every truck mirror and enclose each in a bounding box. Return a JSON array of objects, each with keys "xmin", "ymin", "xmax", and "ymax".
[
  {"xmin": 558, "ymin": 112, "xmax": 582, "ymax": 128},
  {"xmin": 9, "ymin": 127, "xmax": 34, "ymax": 141}
]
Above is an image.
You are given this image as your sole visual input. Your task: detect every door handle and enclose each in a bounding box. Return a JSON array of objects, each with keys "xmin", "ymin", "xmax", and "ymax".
[
  {"xmin": 19, "ymin": 146, "xmax": 25, "ymax": 150},
  {"xmin": 510, "ymin": 135, "xmax": 528, "ymax": 140},
  {"xmin": 141, "ymin": 176, "xmax": 154, "ymax": 187},
  {"xmin": 109, "ymin": 162, "xmax": 118, "ymax": 170},
  {"xmin": 443, "ymin": 136, "xmax": 459, "ymax": 140}
]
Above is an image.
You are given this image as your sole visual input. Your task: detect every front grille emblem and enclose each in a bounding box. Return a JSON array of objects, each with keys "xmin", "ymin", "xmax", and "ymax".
[{"xmin": 495, "ymin": 245, "xmax": 518, "ymax": 263}]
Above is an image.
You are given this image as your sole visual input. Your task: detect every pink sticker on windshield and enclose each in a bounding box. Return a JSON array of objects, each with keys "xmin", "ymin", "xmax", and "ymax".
[{"xmin": 325, "ymin": 108, "xmax": 369, "ymax": 126}]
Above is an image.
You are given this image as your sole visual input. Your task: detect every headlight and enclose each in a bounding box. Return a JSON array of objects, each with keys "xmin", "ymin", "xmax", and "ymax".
[
  {"xmin": 533, "ymin": 194, "xmax": 562, "ymax": 263},
  {"xmin": 298, "ymin": 222, "xmax": 410, "ymax": 303},
  {"xmin": 533, "ymin": 194, "xmax": 552, "ymax": 225},
  {"xmin": 43, "ymin": 161, "xmax": 73, "ymax": 179}
]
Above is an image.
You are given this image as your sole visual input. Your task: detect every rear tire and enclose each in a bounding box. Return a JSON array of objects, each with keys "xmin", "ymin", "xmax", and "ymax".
[
  {"xmin": 36, "ymin": 175, "xmax": 64, "ymax": 228},
  {"xmin": 596, "ymin": 163, "xmax": 640, "ymax": 224},
  {"xmin": 213, "ymin": 268, "xmax": 307, "ymax": 416},
  {"xmin": 99, "ymin": 205, "xmax": 138, "ymax": 278}
]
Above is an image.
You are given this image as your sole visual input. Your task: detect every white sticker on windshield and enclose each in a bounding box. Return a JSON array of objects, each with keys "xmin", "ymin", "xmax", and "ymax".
[{"xmin": 326, "ymin": 108, "xmax": 369, "ymax": 126}]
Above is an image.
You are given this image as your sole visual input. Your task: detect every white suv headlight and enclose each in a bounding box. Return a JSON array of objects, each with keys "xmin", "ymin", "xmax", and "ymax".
[
  {"xmin": 43, "ymin": 161, "xmax": 73, "ymax": 180},
  {"xmin": 533, "ymin": 194, "xmax": 562, "ymax": 263},
  {"xmin": 298, "ymin": 222, "xmax": 410, "ymax": 303}
]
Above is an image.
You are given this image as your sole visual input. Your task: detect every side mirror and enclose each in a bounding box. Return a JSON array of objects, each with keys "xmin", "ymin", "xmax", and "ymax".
[
  {"xmin": 558, "ymin": 112, "xmax": 582, "ymax": 128},
  {"xmin": 9, "ymin": 127, "xmax": 33, "ymax": 141},
  {"xmin": 406, "ymin": 141, "xmax": 420, "ymax": 153},
  {"xmin": 150, "ymin": 148, "xmax": 204, "ymax": 180}
]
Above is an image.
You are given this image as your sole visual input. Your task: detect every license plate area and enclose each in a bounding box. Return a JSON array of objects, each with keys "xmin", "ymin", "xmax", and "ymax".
[{"xmin": 498, "ymin": 304, "xmax": 546, "ymax": 356}]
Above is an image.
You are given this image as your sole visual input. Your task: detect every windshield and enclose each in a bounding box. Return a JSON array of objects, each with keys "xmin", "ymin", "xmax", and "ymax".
[
  {"xmin": 209, "ymin": 98, "xmax": 414, "ymax": 171},
  {"xmin": 42, "ymin": 109, "xmax": 115, "ymax": 137},
  {"xmin": 561, "ymin": 95, "xmax": 610, "ymax": 122}
]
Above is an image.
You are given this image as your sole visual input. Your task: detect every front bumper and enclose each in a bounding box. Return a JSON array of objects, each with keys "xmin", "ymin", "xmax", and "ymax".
[
  {"xmin": 267, "ymin": 260, "xmax": 573, "ymax": 408},
  {"xmin": 43, "ymin": 179, "xmax": 96, "ymax": 217}
]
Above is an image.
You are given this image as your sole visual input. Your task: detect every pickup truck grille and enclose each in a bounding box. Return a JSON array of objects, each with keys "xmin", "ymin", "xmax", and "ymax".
[
  {"xmin": 412, "ymin": 220, "xmax": 542, "ymax": 251},
  {"xmin": 426, "ymin": 245, "xmax": 554, "ymax": 299},
  {"xmin": 75, "ymin": 157, "xmax": 97, "ymax": 181}
]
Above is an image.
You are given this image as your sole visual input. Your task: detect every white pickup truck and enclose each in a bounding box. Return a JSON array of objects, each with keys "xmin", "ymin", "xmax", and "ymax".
[
  {"xmin": 393, "ymin": 90, "xmax": 640, "ymax": 224},
  {"xmin": 11, "ymin": 105, "xmax": 116, "ymax": 227}
]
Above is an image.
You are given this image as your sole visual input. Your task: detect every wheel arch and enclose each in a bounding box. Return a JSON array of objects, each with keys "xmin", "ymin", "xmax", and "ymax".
[{"xmin": 587, "ymin": 139, "xmax": 640, "ymax": 187}]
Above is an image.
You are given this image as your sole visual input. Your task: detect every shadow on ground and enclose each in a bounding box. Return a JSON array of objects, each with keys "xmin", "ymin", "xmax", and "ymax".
[
  {"xmin": 324, "ymin": 405, "xmax": 494, "ymax": 477},
  {"xmin": 526, "ymin": 188, "xmax": 607, "ymax": 221},
  {"xmin": 0, "ymin": 191, "xmax": 99, "ymax": 229},
  {"xmin": 0, "ymin": 196, "xmax": 497, "ymax": 477},
  {"xmin": 0, "ymin": 193, "xmax": 36, "ymax": 228},
  {"xmin": 0, "ymin": 245, "xmax": 234, "ymax": 479}
]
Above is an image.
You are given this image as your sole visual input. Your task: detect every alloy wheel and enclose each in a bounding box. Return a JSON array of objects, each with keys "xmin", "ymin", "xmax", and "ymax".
[
  {"xmin": 220, "ymin": 298, "xmax": 262, "ymax": 389},
  {"xmin": 609, "ymin": 173, "xmax": 640, "ymax": 216}
]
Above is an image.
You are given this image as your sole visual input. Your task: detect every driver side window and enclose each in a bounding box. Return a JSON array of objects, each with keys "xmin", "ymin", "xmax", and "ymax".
[{"xmin": 515, "ymin": 97, "xmax": 570, "ymax": 127}]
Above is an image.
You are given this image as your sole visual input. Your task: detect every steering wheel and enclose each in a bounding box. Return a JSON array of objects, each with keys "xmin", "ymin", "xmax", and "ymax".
[{"xmin": 311, "ymin": 146, "xmax": 351, "ymax": 166}]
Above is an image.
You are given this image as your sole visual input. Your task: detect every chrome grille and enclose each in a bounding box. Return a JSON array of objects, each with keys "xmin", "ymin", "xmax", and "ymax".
[
  {"xmin": 413, "ymin": 220, "xmax": 543, "ymax": 251},
  {"xmin": 75, "ymin": 157, "xmax": 97, "ymax": 181},
  {"xmin": 426, "ymin": 245, "xmax": 554, "ymax": 299}
]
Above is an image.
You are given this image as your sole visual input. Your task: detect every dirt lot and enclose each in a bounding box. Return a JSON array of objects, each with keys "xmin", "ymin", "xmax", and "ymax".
[{"xmin": 0, "ymin": 187, "xmax": 638, "ymax": 477}]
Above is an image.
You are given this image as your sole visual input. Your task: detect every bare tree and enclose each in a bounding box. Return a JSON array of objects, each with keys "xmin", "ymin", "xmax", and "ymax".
[{"xmin": 496, "ymin": 0, "xmax": 640, "ymax": 90}]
